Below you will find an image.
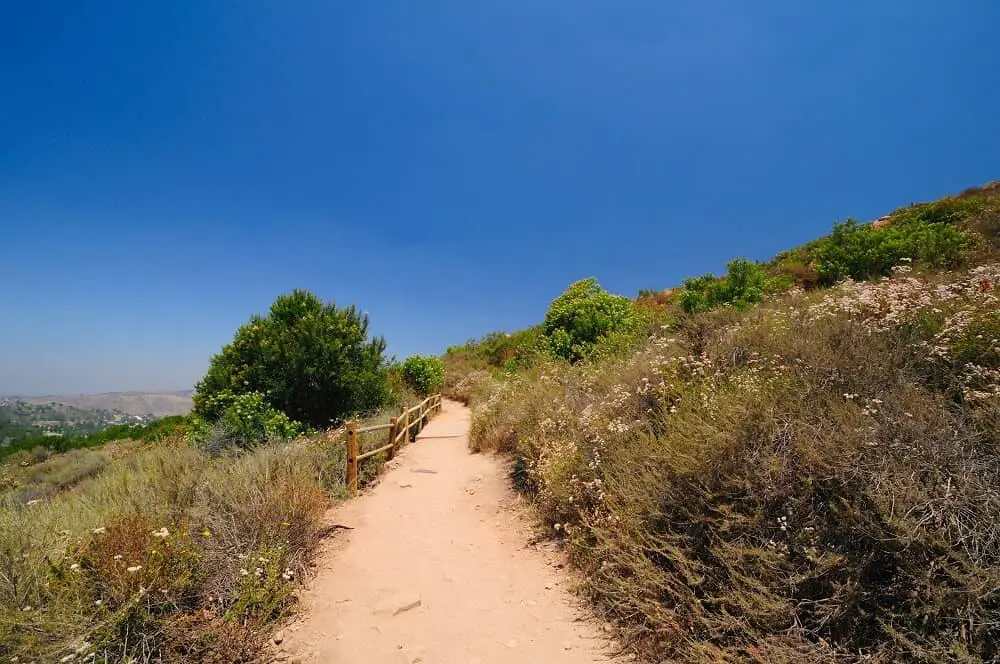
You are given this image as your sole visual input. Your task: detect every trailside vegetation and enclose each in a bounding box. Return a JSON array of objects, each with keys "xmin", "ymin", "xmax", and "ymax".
[
  {"xmin": 194, "ymin": 290, "xmax": 391, "ymax": 429},
  {"xmin": 401, "ymin": 355, "xmax": 445, "ymax": 396},
  {"xmin": 467, "ymin": 182, "xmax": 1000, "ymax": 663},
  {"xmin": 543, "ymin": 277, "xmax": 636, "ymax": 362}
]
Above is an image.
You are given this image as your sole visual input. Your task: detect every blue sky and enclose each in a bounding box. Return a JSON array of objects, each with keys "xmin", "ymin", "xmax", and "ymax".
[{"xmin": 2, "ymin": 1, "xmax": 999, "ymax": 394}]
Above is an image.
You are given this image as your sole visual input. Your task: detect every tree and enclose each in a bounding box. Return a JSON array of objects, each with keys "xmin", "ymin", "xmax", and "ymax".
[
  {"xmin": 543, "ymin": 278, "xmax": 635, "ymax": 362},
  {"xmin": 193, "ymin": 290, "xmax": 390, "ymax": 428},
  {"xmin": 401, "ymin": 355, "xmax": 445, "ymax": 395}
]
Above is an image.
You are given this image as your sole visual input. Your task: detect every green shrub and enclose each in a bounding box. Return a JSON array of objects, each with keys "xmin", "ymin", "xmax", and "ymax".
[
  {"xmin": 0, "ymin": 416, "xmax": 193, "ymax": 462},
  {"xmin": 892, "ymin": 195, "xmax": 987, "ymax": 226},
  {"xmin": 190, "ymin": 392, "xmax": 304, "ymax": 452},
  {"xmin": 543, "ymin": 278, "xmax": 635, "ymax": 362},
  {"xmin": 679, "ymin": 258, "xmax": 785, "ymax": 313},
  {"xmin": 812, "ymin": 218, "xmax": 969, "ymax": 285},
  {"xmin": 194, "ymin": 290, "xmax": 391, "ymax": 428},
  {"xmin": 478, "ymin": 327, "xmax": 544, "ymax": 369},
  {"xmin": 401, "ymin": 355, "xmax": 445, "ymax": 395}
]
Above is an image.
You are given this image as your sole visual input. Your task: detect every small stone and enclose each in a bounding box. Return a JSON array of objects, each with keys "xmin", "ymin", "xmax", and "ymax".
[
  {"xmin": 562, "ymin": 640, "xmax": 573, "ymax": 650},
  {"xmin": 544, "ymin": 583, "xmax": 554, "ymax": 590},
  {"xmin": 397, "ymin": 481, "xmax": 413, "ymax": 488},
  {"xmin": 375, "ymin": 592, "xmax": 422, "ymax": 616},
  {"xmin": 505, "ymin": 639, "xmax": 517, "ymax": 649},
  {"xmin": 272, "ymin": 632, "xmax": 284, "ymax": 645}
]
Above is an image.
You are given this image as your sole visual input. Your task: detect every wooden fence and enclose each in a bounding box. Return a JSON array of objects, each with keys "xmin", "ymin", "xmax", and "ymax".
[{"xmin": 344, "ymin": 394, "xmax": 444, "ymax": 493}]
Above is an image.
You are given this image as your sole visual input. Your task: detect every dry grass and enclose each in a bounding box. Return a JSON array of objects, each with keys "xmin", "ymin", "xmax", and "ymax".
[
  {"xmin": 0, "ymin": 403, "xmax": 411, "ymax": 662},
  {"xmin": 472, "ymin": 264, "xmax": 1000, "ymax": 663}
]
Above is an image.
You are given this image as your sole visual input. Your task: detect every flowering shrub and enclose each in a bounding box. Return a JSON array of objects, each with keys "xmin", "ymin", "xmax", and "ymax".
[{"xmin": 190, "ymin": 391, "xmax": 305, "ymax": 451}]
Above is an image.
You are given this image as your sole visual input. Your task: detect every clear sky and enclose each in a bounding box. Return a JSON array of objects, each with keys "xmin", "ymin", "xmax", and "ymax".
[{"xmin": 2, "ymin": 2, "xmax": 999, "ymax": 395}]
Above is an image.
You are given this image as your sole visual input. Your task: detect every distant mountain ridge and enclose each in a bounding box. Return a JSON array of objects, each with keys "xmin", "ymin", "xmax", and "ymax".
[{"xmin": 2, "ymin": 391, "xmax": 193, "ymax": 418}]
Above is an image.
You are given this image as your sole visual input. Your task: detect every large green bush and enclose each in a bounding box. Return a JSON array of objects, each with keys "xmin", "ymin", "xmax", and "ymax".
[
  {"xmin": 543, "ymin": 278, "xmax": 635, "ymax": 363},
  {"xmin": 194, "ymin": 290, "xmax": 390, "ymax": 428},
  {"xmin": 401, "ymin": 355, "xmax": 445, "ymax": 395},
  {"xmin": 813, "ymin": 218, "xmax": 969, "ymax": 284}
]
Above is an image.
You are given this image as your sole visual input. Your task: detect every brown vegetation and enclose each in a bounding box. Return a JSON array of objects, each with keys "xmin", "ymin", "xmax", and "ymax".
[
  {"xmin": 0, "ymin": 406, "xmax": 412, "ymax": 662},
  {"xmin": 467, "ymin": 183, "xmax": 1000, "ymax": 662}
]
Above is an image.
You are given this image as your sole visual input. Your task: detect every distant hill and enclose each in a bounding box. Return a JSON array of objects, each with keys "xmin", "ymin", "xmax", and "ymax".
[{"xmin": 3, "ymin": 391, "xmax": 193, "ymax": 418}]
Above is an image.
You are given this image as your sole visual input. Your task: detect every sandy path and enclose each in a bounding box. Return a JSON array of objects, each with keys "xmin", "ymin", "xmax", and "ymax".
[{"xmin": 275, "ymin": 400, "xmax": 617, "ymax": 664}]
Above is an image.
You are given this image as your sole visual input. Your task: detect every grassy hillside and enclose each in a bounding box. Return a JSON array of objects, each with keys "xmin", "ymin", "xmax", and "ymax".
[
  {"xmin": 0, "ymin": 403, "xmax": 411, "ymax": 662},
  {"xmin": 461, "ymin": 182, "xmax": 1000, "ymax": 662}
]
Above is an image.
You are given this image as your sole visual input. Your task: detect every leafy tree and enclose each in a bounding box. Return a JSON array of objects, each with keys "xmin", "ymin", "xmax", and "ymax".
[
  {"xmin": 543, "ymin": 278, "xmax": 635, "ymax": 362},
  {"xmin": 194, "ymin": 290, "xmax": 390, "ymax": 428},
  {"xmin": 401, "ymin": 355, "xmax": 445, "ymax": 395}
]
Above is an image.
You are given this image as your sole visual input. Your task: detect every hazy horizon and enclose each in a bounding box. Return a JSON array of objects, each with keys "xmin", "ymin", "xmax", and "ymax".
[{"xmin": 1, "ymin": 388, "xmax": 194, "ymax": 399}]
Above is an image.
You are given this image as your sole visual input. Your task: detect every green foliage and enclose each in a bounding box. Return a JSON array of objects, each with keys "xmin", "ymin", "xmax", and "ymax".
[
  {"xmin": 812, "ymin": 217, "xmax": 969, "ymax": 285},
  {"xmin": 193, "ymin": 290, "xmax": 390, "ymax": 428},
  {"xmin": 446, "ymin": 327, "xmax": 544, "ymax": 369},
  {"xmin": 190, "ymin": 391, "xmax": 304, "ymax": 451},
  {"xmin": 401, "ymin": 355, "xmax": 445, "ymax": 395},
  {"xmin": 543, "ymin": 278, "xmax": 636, "ymax": 362},
  {"xmin": 679, "ymin": 258, "xmax": 784, "ymax": 313},
  {"xmin": 0, "ymin": 416, "xmax": 191, "ymax": 461},
  {"xmin": 893, "ymin": 195, "xmax": 988, "ymax": 226}
]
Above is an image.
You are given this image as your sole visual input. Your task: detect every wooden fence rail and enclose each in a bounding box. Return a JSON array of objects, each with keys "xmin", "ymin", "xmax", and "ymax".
[{"xmin": 345, "ymin": 394, "xmax": 444, "ymax": 493}]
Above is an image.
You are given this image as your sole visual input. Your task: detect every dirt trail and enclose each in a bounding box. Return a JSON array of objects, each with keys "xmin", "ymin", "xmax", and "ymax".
[{"xmin": 276, "ymin": 400, "xmax": 618, "ymax": 664}]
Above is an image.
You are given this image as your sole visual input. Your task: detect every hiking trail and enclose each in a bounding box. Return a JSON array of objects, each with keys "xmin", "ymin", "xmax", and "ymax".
[{"xmin": 273, "ymin": 399, "xmax": 619, "ymax": 663}]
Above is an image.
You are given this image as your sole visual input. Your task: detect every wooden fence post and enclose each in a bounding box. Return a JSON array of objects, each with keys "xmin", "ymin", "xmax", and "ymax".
[
  {"xmin": 387, "ymin": 417, "xmax": 398, "ymax": 460},
  {"xmin": 346, "ymin": 421, "xmax": 358, "ymax": 493},
  {"xmin": 402, "ymin": 406, "xmax": 410, "ymax": 444}
]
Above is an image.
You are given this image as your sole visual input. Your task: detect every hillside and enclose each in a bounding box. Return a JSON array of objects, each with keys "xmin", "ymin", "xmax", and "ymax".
[
  {"xmin": 7, "ymin": 391, "xmax": 193, "ymax": 418},
  {"xmin": 451, "ymin": 181, "xmax": 1000, "ymax": 663}
]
